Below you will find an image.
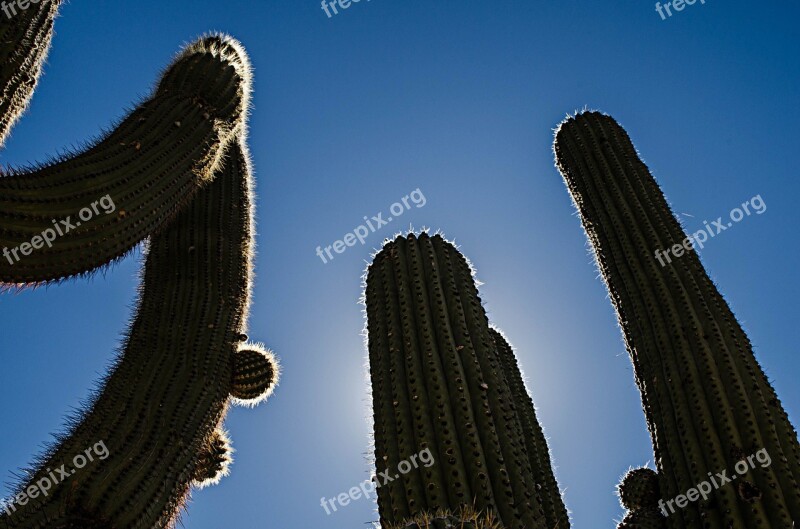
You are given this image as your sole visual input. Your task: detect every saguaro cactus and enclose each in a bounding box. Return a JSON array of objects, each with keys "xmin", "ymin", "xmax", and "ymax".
[
  {"xmin": 554, "ymin": 111, "xmax": 800, "ymax": 529},
  {"xmin": 0, "ymin": 6, "xmax": 278, "ymax": 528},
  {"xmin": 364, "ymin": 233, "xmax": 567, "ymax": 529}
]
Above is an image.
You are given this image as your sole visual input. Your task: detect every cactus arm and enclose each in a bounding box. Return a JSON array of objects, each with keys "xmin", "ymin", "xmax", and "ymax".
[
  {"xmin": 0, "ymin": 36, "xmax": 250, "ymax": 285},
  {"xmin": 554, "ymin": 111, "xmax": 800, "ymax": 529},
  {"xmin": 0, "ymin": 0, "xmax": 60, "ymax": 146},
  {"xmin": 0, "ymin": 139, "xmax": 274, "ymax": 529}
]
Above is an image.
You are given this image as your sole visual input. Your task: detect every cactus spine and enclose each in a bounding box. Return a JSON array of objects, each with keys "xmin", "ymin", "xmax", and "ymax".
[
  {"xmin": 365, "ymin": 233, "xmax": 567, "ymax": 529},
  {"xmin": 0, "ymin": 8, "xmax": 278, "ymax": 528},
  {"xmin": 554, "ymin": 111, "xmax": 800, "ymax": 529}
]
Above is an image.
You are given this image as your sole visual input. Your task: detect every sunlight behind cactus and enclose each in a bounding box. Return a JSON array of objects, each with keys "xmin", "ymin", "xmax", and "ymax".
[{"xmin": 364, "ymin": 232, "xmax": 567, "ymax": 529}]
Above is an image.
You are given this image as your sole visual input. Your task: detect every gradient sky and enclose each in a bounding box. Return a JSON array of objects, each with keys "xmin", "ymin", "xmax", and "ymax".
[{"xmin": 1, "ymin": 1, "xmax": 798, "ymax": 528}]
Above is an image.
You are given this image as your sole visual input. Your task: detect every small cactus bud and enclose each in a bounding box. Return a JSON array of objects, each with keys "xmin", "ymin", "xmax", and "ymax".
[
  {"xmin": 231, "ymin": 345, "xmax": 279, "ymax": 405},
  {"xmin": 618, "ymin": 467, "xmax": 661, "ymax": 511},
  {"xmin": 192, "ymin": 428, "xmax": 233, "ymax": 489}
]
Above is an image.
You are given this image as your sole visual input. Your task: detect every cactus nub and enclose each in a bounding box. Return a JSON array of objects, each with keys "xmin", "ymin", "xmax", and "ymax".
[
  {"xmin": 365, "ymin": 232, "xmax": 567, "ymax": 529},
  {"xmin": 0, "ymin": 10, "xmax": 275, "ymax": 526},
  {"xmin": 193, "ymin": 428, "xmax": 233, "ymax": 488},
  {"xmin": 618, "ymin": 468, "xmax": 661, "ymax": 512},
  {"xmin": 617, "ymin": 468, "xmax": 666, "ymax": 529},
  {"xmin": 231, "ymin": 346, "xmax": 280, "ymax": 405},
  {"xmin": 554, "ymin": 111, "xmax": 800, "ymax": 529}
]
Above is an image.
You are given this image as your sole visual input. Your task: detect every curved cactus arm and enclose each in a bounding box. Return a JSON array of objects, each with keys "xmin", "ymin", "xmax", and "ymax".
[
  {"xmin": 0, "ymin": 0, "xmax": 61, "ymax": 146},
  {"xmin": 489, "ymin": 328, "xmax": 570, "ymax": 528},
  {"xmin": 554, "ymin": 111, "xmax": 800, "ymax": 529},
  {"xmin": 0, "ymin": 36, "xmax": 251, "ymax": 285},
  {"xmin": 0, "ymin": 139, "xmax": 276, "ymax": 529}
]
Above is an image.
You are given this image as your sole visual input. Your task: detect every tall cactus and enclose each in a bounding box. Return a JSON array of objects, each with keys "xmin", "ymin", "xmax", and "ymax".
[
  {"xmin": 0, "ymin": 6, "xmax": 278, "ymax": 528},
  {"xmin": 364, "ymin": 232, "xmax": 567, "ymax": 529},
  {"xmin": 554, "ymin": 111, "xmax": 800, "ymax": 528}
]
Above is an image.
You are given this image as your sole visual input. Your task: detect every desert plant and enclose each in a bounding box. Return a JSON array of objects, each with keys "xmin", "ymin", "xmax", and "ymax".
[
  {"xmin": 490, "ymin": 328, "xmax": 569, "ymax": 528},
  {"xmin": 554, "ymin": 111, "xmax": 799, "ymax": 528},
  {"xmin": 364, "ymin": 232, "xmax": 568, "ymax": 529},
  {"xmin": 0, "ymin": 5, "xmax": 278, "ymax": 528}
]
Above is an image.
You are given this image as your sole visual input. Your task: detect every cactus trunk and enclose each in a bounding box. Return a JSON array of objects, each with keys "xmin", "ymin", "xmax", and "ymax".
[
  {"xmin": 554, "ymin": 111, "xmax": 800, "ymax": 529},
  {"xmin": 365, "ymin": 233, "xmax": 567, "ymax": 529}
]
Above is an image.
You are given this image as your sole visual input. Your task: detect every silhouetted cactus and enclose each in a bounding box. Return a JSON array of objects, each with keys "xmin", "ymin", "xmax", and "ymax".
[
  {"xmin": 616, "ymin": 468, "xmax": 666, "ymax": 529},
  {"xmin": 490, "ymin": 328, "xmax": 569, "ymax": 528},
  {"xmin": 381, "ymin": 505, "xmax": 502, "ymax": 529},
  {"xmin": 0, "ymin": 0, "xmax": 60, "ymax": 147},
  {"xmin": 0, "ymin": 7, "xmax": 278, "ymax": 528},
  {"xmin": 554, "ymin": 111, "xmax": 800, "ymax": 529},
  {"xmin": 364, "ymin": 233, "xmax": 567, "ymax": 529}
]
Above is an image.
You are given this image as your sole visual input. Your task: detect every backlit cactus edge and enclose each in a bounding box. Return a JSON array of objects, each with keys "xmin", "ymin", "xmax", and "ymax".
[
  {"xmin": 1, "ymin": 4, "xmax": 797, "ymax": 529},
  {"xmin": 0, "ymin": 3, "xmax": 278, "ymax": 528}
]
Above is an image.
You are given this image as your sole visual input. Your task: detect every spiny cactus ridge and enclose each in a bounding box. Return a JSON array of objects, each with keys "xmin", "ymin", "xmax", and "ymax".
[
  {"xmin": 554, "ymin": 111, "xmax": 800, "ymax": 529},
  {"xmin": 0, "ymin": 0, "xmax": 60, "ymax": 146},
  {"xmin": 365, "ymin": 232, "xmax": 567, "ymax": 529},
  {"xmin": 0, "ymin": 6, "xmax": 277, "ymax": 528},
  {"xmin": 379, "ymin": 505, "xmax": 503, "ymax": 529},
  {"xmin": 489, "ymin": 328, "xmax": 569, "ymax": 528}
]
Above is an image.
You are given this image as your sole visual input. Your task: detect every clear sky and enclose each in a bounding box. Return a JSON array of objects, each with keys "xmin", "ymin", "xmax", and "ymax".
[{"xmin": 0, "ymin": 1, "xmax": 798, "ymax": 528}]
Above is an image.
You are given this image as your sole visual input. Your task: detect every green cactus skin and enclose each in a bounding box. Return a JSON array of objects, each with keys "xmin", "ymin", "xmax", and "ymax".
[
  {"xmin": 365, "ymin": 232, "xmax": 563, "ymax": 529},
  {"xmin": 554, "ymin": 111, "xmax": 800, "ymax": 529},
  {"xmin": 0, "ymin": 36, "xmax": 250, "ymax": 285},
  {"xmin": 489, "ymin": 328, "xmax": 570, "ymax": 529},
  {"xmin": 0, "ymin": 19, "xmax": 278, "ymax": 527},
  {"xmin": 0, "ymin": 0, "xmax": 60, "ymax": 147}
]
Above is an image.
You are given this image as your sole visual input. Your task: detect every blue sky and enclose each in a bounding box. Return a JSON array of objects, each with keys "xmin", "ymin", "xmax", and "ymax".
[{"xmin": 1, "ymin": 1, "xmax": 798, "ymax": 527}]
